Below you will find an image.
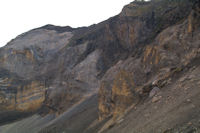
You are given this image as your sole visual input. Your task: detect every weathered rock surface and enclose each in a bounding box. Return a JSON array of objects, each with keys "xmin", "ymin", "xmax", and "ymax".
[{"xmin": 0, "ymin": 0, "xmax": 200, "ymax": 133}]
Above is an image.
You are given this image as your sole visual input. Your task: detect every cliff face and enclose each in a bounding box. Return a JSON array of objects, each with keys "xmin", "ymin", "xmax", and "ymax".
[
  {"xmin": 0, "ymin": 0, "xmax": 200, "ymax": 133},
  {"xmin": 98, "ymin": 0, "xmax": 196, "ymax": 120},
  {"xmin": 0, "ymin": 78, "xmax": 45, "ymax": 112}
]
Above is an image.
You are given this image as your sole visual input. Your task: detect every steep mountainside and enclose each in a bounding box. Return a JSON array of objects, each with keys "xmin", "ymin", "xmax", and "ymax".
[{"xmin": 0, "ymin": 0, "xmax": 200, "ymax": 133}]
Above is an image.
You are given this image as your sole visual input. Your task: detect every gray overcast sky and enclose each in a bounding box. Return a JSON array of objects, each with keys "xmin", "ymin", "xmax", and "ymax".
[{"xmin": 0, "ymin": 0, "xmax": 134, "ymax": 47}]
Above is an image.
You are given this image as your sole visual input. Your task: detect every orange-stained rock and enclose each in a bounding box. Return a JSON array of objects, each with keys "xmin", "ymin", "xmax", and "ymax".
[
  {"xmin": 143, "ymin": 45, "xmax": 160, "ymax": 65},
  {"xmin": 0, "ymin": 76, "xmax": 46, "ymax": 112},
  {"xmin": 111, "ymin": 70, "xmax": 140, "ymax": 118},
  {"xmin": 98, "ymin": 70, "xmax": 140, "ymax": 120},
  {"xmin": 188, "ymin": 2, "xmax": 200, "ymax": 33}
]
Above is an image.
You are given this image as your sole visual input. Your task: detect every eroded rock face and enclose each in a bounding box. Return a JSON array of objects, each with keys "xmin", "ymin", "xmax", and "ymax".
[
  {"xmin": 111, "ymin": 70, "xmax": 140, "ymax": 117},
  {"xmin": 0, "ymin": 0, "xmax": 200, "ymax": 133},
  {"xmin": 188, "ymin": 1, "xmax": 200, "ymax": 33},
  {"xmin": 0, "ymin": 26, "xmax": 74, "ymax": 119},
  {"xmin": 98, "ymin": 81, "xmax": 113, "ymax": 120},
  {"xmin": 0, "ymin": 69, "xmax": 46, "ymax": 113},
  {"xmin": 0, "ymin": 28, "xmax": 73, "ymax": 79},
  {"xmin": 97, "ymin": 0, "xmax": 200, "ymax": 121}
]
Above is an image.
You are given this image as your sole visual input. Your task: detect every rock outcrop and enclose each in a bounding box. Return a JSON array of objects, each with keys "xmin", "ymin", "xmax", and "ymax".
[{"xmin": 0, "ymin": 0, "xmax": 200, "ymax": 133}]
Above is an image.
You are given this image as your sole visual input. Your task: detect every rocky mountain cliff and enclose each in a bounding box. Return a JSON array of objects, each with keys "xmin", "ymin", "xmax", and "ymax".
[{"xmin": 0, "ymin": 0, "xmax": 200, "ymax": 133}]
